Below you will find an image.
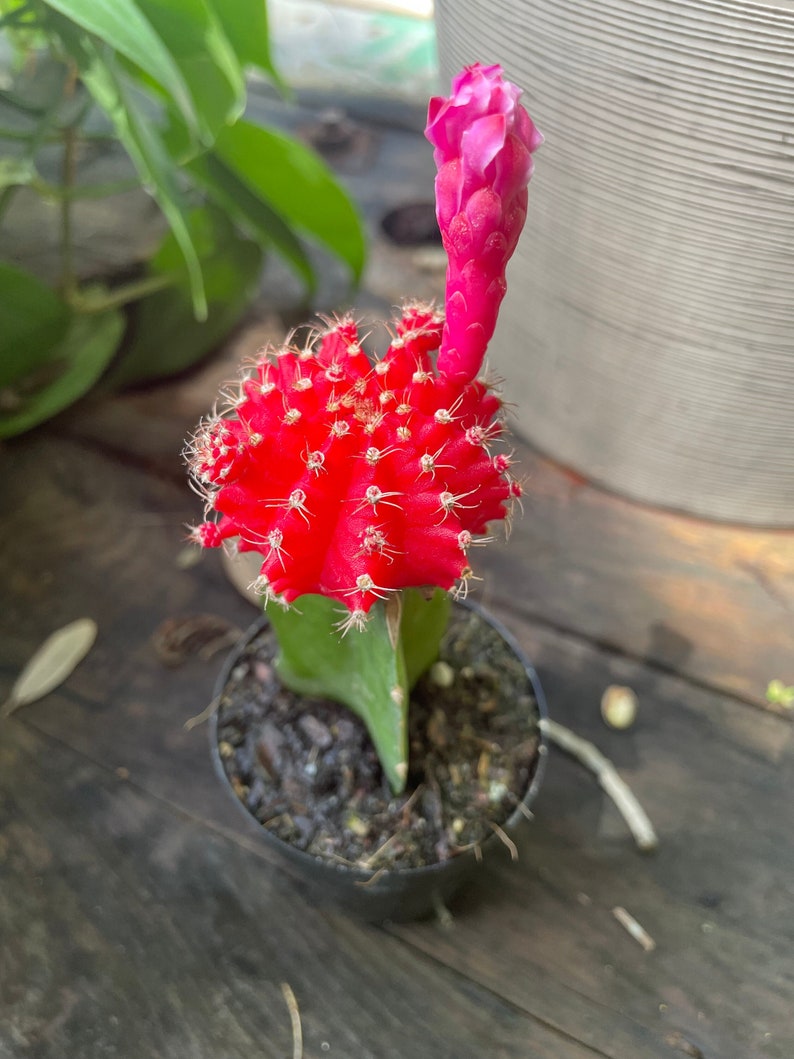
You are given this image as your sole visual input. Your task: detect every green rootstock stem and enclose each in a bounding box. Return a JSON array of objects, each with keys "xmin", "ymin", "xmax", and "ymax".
[{"xmin": 266, "ymin": 589, "xmax": 451, "ymax": 794}]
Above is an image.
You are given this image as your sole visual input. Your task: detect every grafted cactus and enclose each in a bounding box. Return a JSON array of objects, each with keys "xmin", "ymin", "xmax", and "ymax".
[
  {"xmin": 187, "ymin": 65, "xmax": 540, "ymax": 792},
  {"xmin": 188, "ymin": 305, "xmax": 518, "ymax": 628}
]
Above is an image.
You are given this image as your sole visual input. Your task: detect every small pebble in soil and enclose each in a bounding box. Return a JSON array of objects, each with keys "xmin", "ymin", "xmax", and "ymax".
[{"xmin": 429, "ymin": 660, "xmax": 455, "ymax": 688}]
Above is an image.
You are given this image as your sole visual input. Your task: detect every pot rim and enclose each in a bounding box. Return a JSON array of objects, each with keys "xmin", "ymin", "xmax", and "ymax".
[{"xmin": 209, "ymin": 597, "xmax": 548, "ymax": 883}]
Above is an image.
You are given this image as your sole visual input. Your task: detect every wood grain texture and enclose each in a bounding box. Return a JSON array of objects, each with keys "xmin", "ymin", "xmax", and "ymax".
[
  {"xmin": 0, "ymin": 722, "xmax": 593, "ymax": 1059},
  {"xmin": 395, "ymin": 618, "xmax": 794, "ymax": 1059},
  {"xmin": 0, "ymin": 435, "xmax": 256, "ymax": 831},
  {"xmin": 1, "ymin": 434, "xmax": 792, "ymax": 1058},
  {"xmin": 479, "ymin": 445, "xmax": 794, "ymax": 710}
]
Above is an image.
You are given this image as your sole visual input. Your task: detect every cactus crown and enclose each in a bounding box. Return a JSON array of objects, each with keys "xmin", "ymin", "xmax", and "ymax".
[
  {"xmin": 187, "ymin": 303, "xmax": 520, "ymax": 629},
  {"xmin": 188, "ymin": 63, "xmax": 541, "ymax": 627}
]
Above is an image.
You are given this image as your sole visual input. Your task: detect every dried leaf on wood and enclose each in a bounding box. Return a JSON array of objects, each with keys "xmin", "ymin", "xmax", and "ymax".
[
  {"xmin": 1, "ymin": 618, "xmax": 98, "ymax": 718},
  {"xmin": 152, "ymin": 614, "xmax": 242, "ymax": 667}
]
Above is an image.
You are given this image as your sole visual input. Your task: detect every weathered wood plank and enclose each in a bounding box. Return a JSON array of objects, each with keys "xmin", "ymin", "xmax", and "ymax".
[
  {"xmin": 480, "ymin": 455, "xmax": 794, "ymax": 710},
  {"xmin": 0, "ymin": 434, "xmax": 255, "ymax": 832},
  {"xmin": 1, "ymin": 721, "xmax": 596, "ymax": 1059},
  {"xmin": 395, "ymin": 617, "xmax": 794, "ymax": 1059},
  {"xmin": 1, "ymin": 434, "xmax": 792, "ymax": 1059}
]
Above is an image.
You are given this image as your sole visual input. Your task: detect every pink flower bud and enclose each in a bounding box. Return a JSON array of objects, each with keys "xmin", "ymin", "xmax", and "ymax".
[{"xmin": 426, "ymin": 63, "xmax": 542, "ymax": 383}]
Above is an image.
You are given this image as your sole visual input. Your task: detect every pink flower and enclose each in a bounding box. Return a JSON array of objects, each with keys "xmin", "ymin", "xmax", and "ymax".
[{"xmin": 426, "ymin": 64, "xmax": 542, "ymax": 384}]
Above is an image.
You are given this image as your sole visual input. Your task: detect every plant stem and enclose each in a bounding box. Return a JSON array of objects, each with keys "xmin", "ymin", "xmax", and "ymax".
[
  {"xmin": 57, "ymin": 59, "xmax": 81, "ymax": 301},
  {"xmin": 69, "ymin": 273, "xmax": 176, "ymax": 314},
  {"xmin": 58, "ymin": 120, "xmax": 78, "ymax": 301},
  {"xmin": 29, "ymin": 176, "xmax": 141, "ymax": 201},
  {"xmin": 0, "ymin": 187, "xmax": 16, "ymax": 224},
  {"xmin": 0, "ymin": 127, "xmax": 41, "ymax": 141},
  {"xmin": 0, "ymin": 129, "xmax": 118, "ymax": 144}
]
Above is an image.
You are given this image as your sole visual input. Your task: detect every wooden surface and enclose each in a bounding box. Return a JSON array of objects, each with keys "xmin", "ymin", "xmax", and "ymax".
[
  {"xmin": 2, "ymin": 117, "xmax": 794, "ymax": 1059},
  {"xmin": 2, "ymin": 372, "xmax": 793, "ymax": 1059}
]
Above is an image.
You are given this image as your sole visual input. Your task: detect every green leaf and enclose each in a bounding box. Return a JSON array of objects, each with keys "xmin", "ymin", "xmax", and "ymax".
[
  {"xmin": 214, "ymin": 119, "xmax": 366, "ymax": 283},
  {"xmin": 0, "ymin": 307, "xmax": 124, "ymax": 437},
  {"xmin": 0, "ymin": 0, "xmax": 29, "ymax": 24},
  {"xmin": 104, "ymin": 205, "xmax": 263, "ymax": 388},
  {"xmin": 0, "ymin": 263, "xmax": 71, "ymax": 387},
  {"xmin": 60, "ymin": 32, "xmax": 207, "ymax": 318},
  {"xmin": 0, "ymin": 156, "xmax": 36, "ymax": 188},
  {"xmin": 267, "ymin": 589, "xmax": 450, "ymax": 793},
  {"xmin": 133, "ymin": 0, "xmax": 245, "ymax": 143},
  {"xmin": 39, "ymin": 0, "xmax": 196, "ymax": 129},
  {"xmin": 0, "ymin": 0, "xmax": 48, "ymax": 50},
  {"xmin": 188, "ymin": 151, "xmax": 315, "ymax": 293},
  {"xmin": 207, "ymin": 0, "xmax": 282, "ymax": 87},
  {"xmin": 766, "ymin": 680, "xmax": 794, "ymax": 708}
]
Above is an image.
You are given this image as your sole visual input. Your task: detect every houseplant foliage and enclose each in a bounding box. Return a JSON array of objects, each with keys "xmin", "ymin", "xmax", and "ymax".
[
  {"xmin": 0, "ymin": 0, "xmax": 365, "ymax": 437},
  {"xmin": 188, "ymin": 63, "xmax": 542, "ymax": 805}
]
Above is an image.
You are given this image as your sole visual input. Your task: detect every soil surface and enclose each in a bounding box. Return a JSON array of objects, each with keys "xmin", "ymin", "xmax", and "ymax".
[{"xmin": 216, "ymin": 606, "xmax": 541, "ymax": 872}]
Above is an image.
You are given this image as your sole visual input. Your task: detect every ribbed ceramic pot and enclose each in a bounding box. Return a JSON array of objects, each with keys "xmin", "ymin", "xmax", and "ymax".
[
  {"xmin": 435, "ymin": 0, "xmax": 794, "ymax": 526},
  {"xmin": 209, "ymin": 601, "xmax": 548, "ymax": 922}
]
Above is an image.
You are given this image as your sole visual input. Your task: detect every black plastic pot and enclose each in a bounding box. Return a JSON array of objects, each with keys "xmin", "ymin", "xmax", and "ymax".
[{"xmin": 209, "ymin": 600, "xmax": 548, "ymax": 922}]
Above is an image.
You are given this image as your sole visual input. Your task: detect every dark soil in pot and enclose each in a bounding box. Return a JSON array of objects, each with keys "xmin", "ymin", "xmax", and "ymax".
[{"xmin": 214, "ymin": 603, "xmax": 545, "ymax": 888}]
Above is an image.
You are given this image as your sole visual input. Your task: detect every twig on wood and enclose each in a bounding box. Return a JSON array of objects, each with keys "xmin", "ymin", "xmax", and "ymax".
[
  {"xmin": 197, "ymin": 631, "xmax": 243, "ymax": 661},
  {"xmin": 399, "ymin": 783, "xmax": 425, "ymax": 828},
  {"xmin": 355, "ymin": 867, "xmax": 387, "ymax": 888},
  {"xmin": 516, "ymin": 800, "xmax": 535, "ymax": 821},
  {"xmin": 432, "ymin": 891, "xmax": 454, "ymax": 929},
  {"xmin": 280, "ymin": 982, "xmax": 303, "ymax": 1059},
  {"xmin": 612, "ymin": 906, "xmax": 656, "ymax": 952},
  {"xmin": 664, "ymin": 1030, "xmax": 705, "ymax": 1058},
  {"xmin": 358, "ymin": 831, "xmax": 401, "ymax": 870},
  {"xmin": 540, "ymin": 718, "xmax": 658, "ymax": 852},
  {"xmin": 152, "ymin": 615, "xmax": 243, "ymax": 668},
  {"xmin": 488, "ymin": 820, "xmax": 518, "ymax": 861},
  {"xmin": 327, "ymin": 851, "xmax": 358, "ymax": 868},
  {"xmin": 183, "ymin": 695, "xmax": 220, "ymax": 731}
]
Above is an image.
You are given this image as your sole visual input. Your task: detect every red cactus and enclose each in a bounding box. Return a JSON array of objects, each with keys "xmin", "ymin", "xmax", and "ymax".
[
  {"xmin": 188, "ymin": 64, "xmax": 540, "ymax": 634},
  {"xmin": 187, "ymin": 305, "xmax": 519, "ymax": 629}
]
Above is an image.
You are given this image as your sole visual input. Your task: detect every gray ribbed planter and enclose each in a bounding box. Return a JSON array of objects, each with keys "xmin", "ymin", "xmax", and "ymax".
[{"xmin": 435, "ymin": 0, "xmax": 794, "ymax": 526}]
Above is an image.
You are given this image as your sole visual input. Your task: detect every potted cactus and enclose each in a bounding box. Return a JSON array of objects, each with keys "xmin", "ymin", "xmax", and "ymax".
[{"xmin": 187, "ymin": 65, "xmax": 547, "ymax": 920}]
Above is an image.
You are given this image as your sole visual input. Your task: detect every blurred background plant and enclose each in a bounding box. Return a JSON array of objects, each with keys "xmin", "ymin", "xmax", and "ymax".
[{"xmin": 0, "ymin": 0, "xmax": 366, "ymax": 437}]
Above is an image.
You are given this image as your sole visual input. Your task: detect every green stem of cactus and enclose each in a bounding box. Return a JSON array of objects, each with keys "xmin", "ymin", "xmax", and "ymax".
[{"xmin": 266, "ymin": 589, "xmax": 451, "ymax": 794}]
